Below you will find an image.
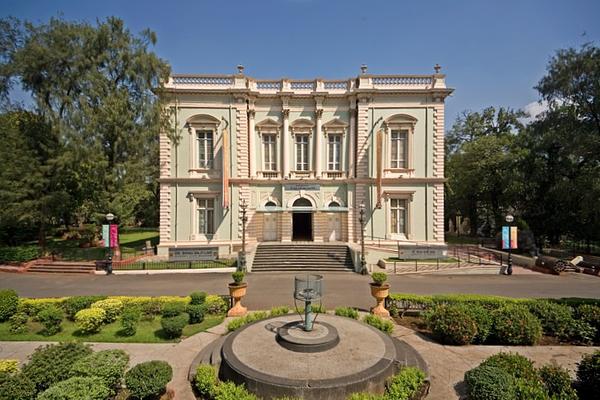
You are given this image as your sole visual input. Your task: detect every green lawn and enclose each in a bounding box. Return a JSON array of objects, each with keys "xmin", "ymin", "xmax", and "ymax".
[
  {"xmin": 46, "ymin": 228, "xmax": 159, "ymax": 261},
  {"xmin": 0, "ymin": 314, "xmax": 223, "ymax": 343}
]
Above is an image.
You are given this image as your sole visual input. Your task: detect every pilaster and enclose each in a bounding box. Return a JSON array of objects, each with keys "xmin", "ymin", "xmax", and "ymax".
[
  {"xmin": 282, "ymin": 105, "xmax": 290, "ymax": 178},
  {"xmin": 432, "ymin": 102, "xmax": 446, "ymax": 242},
  {"xmin": 315, "ymin": 108, "xmax": 323, "ymax": 178},
  {"xmin": 349, "ymin": 98, "xmax": 357, "ymax": 178},
  {"xmin": 235, "ymin": 98, "xmax": 249, "ymax": 178},
  {"xmin": 159, "ymin": 126, "xmax": 172, "ymax": 242},
  {"xmin": 248, "ymin": 106, "xmax": 256, "ymax": 178},
  {"xmin": 356, "ymin": 96, "xmax": 370, "ymax": 179}
]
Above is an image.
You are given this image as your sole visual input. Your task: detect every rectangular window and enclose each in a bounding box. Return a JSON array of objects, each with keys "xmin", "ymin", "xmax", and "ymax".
[
  {"xmin": 390, "ymin": 130, "xmax": 408, "ymax": 169},
  {"xmin": 295, "ymin": 135, "xmax": 309, "ymax": 171},
  {"xmin": 328, "ymin": 135, "xmax": 341, "ymax": 171},
  {"xmin": 197, "ymin": 198, "xmax": 215, "ymax": 234},
  {"xmin": 390, "ymin": 198, "xmax": 407, "ymax": 235},
  {"xmin": 262, "ymin": 135, "xmax": 277, "ymax": 171},
  {"xmin": 196, "ymin": 130, "xmax": 214, "ymax": 169}
]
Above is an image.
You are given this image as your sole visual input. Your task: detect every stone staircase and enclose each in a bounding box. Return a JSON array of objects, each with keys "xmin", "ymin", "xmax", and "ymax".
[
  {"xmin": 26, "ymin": 260, "xmax": 97, "ymax": 274},
  {"xmin": 251, "ymin": 243, "xmax": 355, "ymax": 272}
]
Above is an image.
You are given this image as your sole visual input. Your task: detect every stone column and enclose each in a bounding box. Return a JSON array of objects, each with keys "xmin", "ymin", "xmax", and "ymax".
[
  {"xmin": 282, "ymin": 109, "xmax": 290, "ymax": 178},
  {"xmin": 315, "ymin": 109, "xmax": 323, "ymax": 178},
  {"xmin": 349, "ymin": 99, "xmax": 356, "ymax": 178},
  {"xmin": 248, "ymin": 109, "xmax": 256, "ymax": 178}
]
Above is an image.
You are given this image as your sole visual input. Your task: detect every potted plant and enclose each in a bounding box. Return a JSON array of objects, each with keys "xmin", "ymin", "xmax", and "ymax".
[
  {"xmin": 369, "ymin": 272, "xmax": 390, "ymax": 317},
  {"xmin": 227, "ymin": 271, "xmax": 248, "ymax": 317}
]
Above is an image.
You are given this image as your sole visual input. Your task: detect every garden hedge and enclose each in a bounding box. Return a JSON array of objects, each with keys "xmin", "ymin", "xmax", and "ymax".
[
  {"xmin": 36, "ymin": 376, "xmax": 110, "ymax": 400},
  {"xmin": 69, "ymin": 349, "xmax": 129, "ymax": 392},
  {"xmin": 125, "ymin": 360, "xmax": 172, "ymax": 400},
  {"xmin": 0, "ymin": 289, "xmax": 19, "ymax": 322},
  {"xmin": 0, "ymin": 372, "xmax": 36, "ymax": 400}
]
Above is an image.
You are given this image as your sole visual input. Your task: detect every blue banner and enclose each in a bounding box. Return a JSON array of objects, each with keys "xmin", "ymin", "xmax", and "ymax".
[{"xmin": 502, "ymin": 226, "xmax": 510, "ymax": 249}]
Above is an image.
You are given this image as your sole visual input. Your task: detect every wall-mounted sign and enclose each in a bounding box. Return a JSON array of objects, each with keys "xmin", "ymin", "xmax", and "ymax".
[
  {"xmin": 169, "ymin": 247, "xmax": 218, "ymax": 261},
  {"xmin": 284, "ymin": 184, "xmax": 320, "ymax": 191},
  {"xmin": 397, "ymin": 246, "xmax": 447, "ymax": 260}
]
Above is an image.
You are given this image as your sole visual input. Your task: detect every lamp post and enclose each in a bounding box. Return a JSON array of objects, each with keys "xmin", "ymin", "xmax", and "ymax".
[
  {"xmin": 105, "ymin": 213, "xmax": 115, "ymax": 275},
  {"xmin": 358, "ymin": 203, "xmax": 367, "ymax": 275},
  {"xmin": 456, "ymin": 210, "xmax": 462, "ymax": 237},
  {"xmin": 505, "ymin": 214, "xmax": 514, "ymax": 276},
  {"xmin": 240, "ymin": 199, "xmax": 248, "ymax": 271}
]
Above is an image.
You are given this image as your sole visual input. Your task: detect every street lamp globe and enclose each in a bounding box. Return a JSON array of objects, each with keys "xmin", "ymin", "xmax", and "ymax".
[
  {"xmin": 505, "ymin": 214, "xmax": 514, "ymax": 223},
  {"xmin": 106, "ymin": 213, "xmax": 115, "ymax": 222}
]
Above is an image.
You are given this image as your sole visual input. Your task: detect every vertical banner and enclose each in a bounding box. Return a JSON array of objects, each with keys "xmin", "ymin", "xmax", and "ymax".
[
  {"xmin": 222, "ymin": 123, "xmax": 230, "ymax": 209},
  {"xmin": 502, "ymin": 226, "xmax": 510, "ymax": 249},
  {"xmin": 102, "ymin": 225, "xmax": 110, "ymax": 248},
  {"xmin": 375, "ymin": 129, "xmax": 383, "ymax": 208},
  {"xmin": 109, "ymin": 225, "xmax": 119, "ymax": 248},
  {"xmin": 510, "ymin": 226, "xmax": 518, "ymax": 249}
]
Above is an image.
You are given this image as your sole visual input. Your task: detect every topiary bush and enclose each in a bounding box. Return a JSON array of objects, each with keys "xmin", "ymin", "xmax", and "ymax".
[
  {"xmin": 190, "ymin": 291, "xmax": 207, "ymax": 305},
  {"xmin": 8, "ymin": 312, "xmax": 28, "ymax": 334},
  {"xmin": 17, "ymin": 298, "xmax": 64, "ymax": 317},
  {"xmin": 529, "ymin": 301, "xmax": 574, "ymax": 337},
  {"xmin": 231, "ymin": 271, "xmax": 245, "ymax": 285},
  {"xmin": 62, "ymin": 296, "xmax": 107, "ymax": 321},
  {"xmin": 371, "ymin": 272, "xmax": 388, "ymax": 285},
  {"xmin": 425, "ymin": 304, "xmax": 478, "ymax": 345},
  {"xmin": 36, "ymin": 376, "xmax": 110, "ymax": 400},
  {"xmin": 0, "ymin": 289, "xmax": 19, "ymax": 322},
  {"xmin": 186, "ymin": 304, "xmax": 205, "ymax": 324},
  {"xmin": 562, "ymin": 319, "xmax": 597, "ymax": 345},
  {"xmin": 513, "ymin": 377, "xmax": 549, "ymax": 400},
  {"xmin": 0, "ymin": 372, "xmax": 36, "ymax": 400},
  {"xmin": 69, "ymin": 349, "xmax": 129, "ymax": 393},
  {"xmin": 37, "ymin": 305, "xmax": 64, "ymax": 336},
  {"xmin": 576, "ymin": 350, "xmax": 600, "ymax": 400},
  {"xmin": 205, "ymin": 295, "xmax": 228, "ymax": 315},
  {"xmin": 363, "ymin": 314, "xmax": 394, "ymax": 334},
  {"xmin": 479, "ymin": 353, "xmax": 539, "ymax": 382},
  {"xmin": 194, "ymin": 364, "xmax": 219, "ymax": 399},
  {"xmin": 335, "ymin": 307, "xmax": 359, "ymax": 319},
  {"xmin": 385, "ymin": 366, "xmax": 426, "ymax": 400},
  {"xmin": 161, "ymin": 302, "xmax": 186, "ymax": 318},
  {"xmin": 22, "ymin": 342, "xmax": 92, "ymax": 393},
  {"xmin": 120, "ymin": 306, "xmax": 141, "ymax": 336},
  {"xmin": 214, "ymin": 381, "xmax": 258, "ymax": 400},
  {"xmin": 160, "ymin": 313, "xmax": 189, "ymax": 338},
  {"xmin": 539, "ymin": 364, "xmax": 578, "ymax": 400},
  {"xmin": 74, "ymin": 308, "xmax": 106, "ymax": 335},
  {"xmin": 125, "ymin": 360, "xmax": 172, "ymax": 400},
  {"xmin": 464, "ymin": 304, "xmax": 494, "ymax": 344},
  {"xmin": 464, "ymin": 364, "xmax": 516, "ymax": 400},
  {"xmin": 91, "ymin": 299, "xmax": 123, "ymax": 323},
  {"xmin": 576, "ymin": 304, "xmax": 600, "ymax": 343},
  {"xmin": 492, "ymin": 304, "xmax": 543, "ymax": 345}
]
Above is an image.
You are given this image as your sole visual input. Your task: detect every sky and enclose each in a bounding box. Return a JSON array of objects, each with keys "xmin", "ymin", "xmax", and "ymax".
[{"xmin": 2, "ymin": 0, "xmax": 600, "ymax": 124}]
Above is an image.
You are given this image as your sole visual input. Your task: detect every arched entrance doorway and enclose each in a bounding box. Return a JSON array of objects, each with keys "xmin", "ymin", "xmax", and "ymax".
[{"xmin": 292, "ymin": 197, "xmax": 313, "ymax": 241}]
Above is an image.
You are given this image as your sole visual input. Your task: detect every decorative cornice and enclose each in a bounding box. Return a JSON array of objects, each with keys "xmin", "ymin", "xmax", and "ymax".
[{"xmin": 157, "ymin": 177, "xmax": 447, "ymax": 184}]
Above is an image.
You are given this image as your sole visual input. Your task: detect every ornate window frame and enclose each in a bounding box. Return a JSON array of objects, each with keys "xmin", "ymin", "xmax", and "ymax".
[
  {"xmin": 323, "ymin": 118, "xmax": 348, "ymax": 176},
  {"xmin": 256, "ymin": 118, "xmax": 282, "ymax": 178},
  {"xmin": 382, "ymin": 114, "xmax": 417, "ymax": 177},
  {"xmin": 186, "ymin": 114, "xmax": 221, "ymax": 175},
  {"xmin": 383, "ymin": 191, "xmax": 414, "ymax": 240},
  {"xmin": 187, "ymin": 191, "xmax": 219, "ymax": 241},
  {"xmin": 290, "ymin": 118, "xmax": 315, "ymax": 176}
]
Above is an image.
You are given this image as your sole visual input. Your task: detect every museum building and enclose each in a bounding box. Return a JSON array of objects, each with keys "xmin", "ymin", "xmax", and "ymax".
[{"xmin": 157, "ymin": 66, "xmax": 453, "ymax": 264}]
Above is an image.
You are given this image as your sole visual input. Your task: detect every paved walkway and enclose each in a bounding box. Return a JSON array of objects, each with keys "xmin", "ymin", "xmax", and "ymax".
[{"xmin": 1, "ymin": 317, "xmax": 598, "ymax": 400}]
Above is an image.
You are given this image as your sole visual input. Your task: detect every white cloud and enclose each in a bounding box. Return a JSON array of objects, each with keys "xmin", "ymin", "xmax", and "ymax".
[{"xmin": 520, "ymin": 100, "xmax": 549, "ymax": 124}]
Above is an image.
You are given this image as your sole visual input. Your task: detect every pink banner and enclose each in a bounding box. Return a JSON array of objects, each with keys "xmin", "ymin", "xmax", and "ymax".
[{"xmin": 109, "ymin": 224, "xmax": 119, "ymax": 248}]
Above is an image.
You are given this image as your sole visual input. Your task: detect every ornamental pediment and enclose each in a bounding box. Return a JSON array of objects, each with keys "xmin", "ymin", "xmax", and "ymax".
[
  {"xmin": 323, "ymin": 118, "xmax": 348, "ymax": 134},
  {"xmin": 256, "ymin": 118, "xmax": 282, "ymax": 134},
  {"xmin": 384, "ymin": 114, "xmax": 418, "ymax": 126},
  {"xmin": 290, "ymin": 118, "xmax": 315, "ymax": 128},
  {"xmin": 186, "ymin": 114, "xmax": 221, "ymax": 126}
]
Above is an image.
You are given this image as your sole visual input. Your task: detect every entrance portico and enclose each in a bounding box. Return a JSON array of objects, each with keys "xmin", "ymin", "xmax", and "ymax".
[{"xmin": 292, "ymin": 197, "xmax": 313, "ymax": 241}]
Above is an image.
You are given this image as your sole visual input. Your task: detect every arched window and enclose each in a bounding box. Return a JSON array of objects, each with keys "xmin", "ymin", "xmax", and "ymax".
[
  {"xmin": 265, "ymin": 201, "xmax": 277, "ymax": 208},
  {"xmin": 328, "ymin": 201, "xmax": 341, "ymax": 208},
  {"xmin": 292, "ymin": 197, "xmax": 312, "ymax": 207}
]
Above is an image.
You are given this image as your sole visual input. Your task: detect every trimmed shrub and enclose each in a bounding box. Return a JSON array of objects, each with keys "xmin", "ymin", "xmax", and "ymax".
[
  {"xmin": 492, "ymin": 305, "xmax": 543, "ymax": 345},
  {"xmin": 205, "ymin": 295, "xmax": 228, "ymax": 315},
  {"xmin": 161, "ymin": 313, "xmax": 189, "ymax": 338},
  {"xmin": 17, "ymin": 298, "xmax": 64, "ymax": 317},
  {"xmin": 120, "ymin": 306, "xmax": 141, "ymax": 336},
  {"xmin": 91, "ymin": 299, "xmax": 123, "ymax": 323},
  {"xmin": 464, "ymin": 365, "xmax": 516, "ymax": 400},
  {"xmin": 529, "ymin": 301, "xmax": 573, "ymax": 337},
  {"xmin": 514, "ymin": 377, "xmax": 549, "ymax": 400},
  {"xmin": 335, "ymin": 307, "xmax": 359, "ymax": 319},
  {"xmin": 348, "ymin": 393, "xmax": 382, "ymax": 400},
  {"xmin": 269, "ymin": 306, "xmax": 290, "ymax": 317},
  {"xmin": 37, "ymin": 305, "xmax": 63, "ymax": 336},
  {"xmin": 0, "ymin": 246, "xmax": 38, "ymax": 263},
  {"xmin": 125, "ymin": 360, "xmax": 173, "ymax": 400},
  {"xmin": 227, "ymin": 317, "xmax": 246, "ymax": 332},
  {"xmin": 0, "ymin": 372, "xmax": 36, "ymax": 400},
  {"xmin": 214, "ymin": 381, "xmax": 258, "ymax": 400},
  {"xmin": 371, "ymin": 272, "xmax": 388, "ymax": 285},
  {"xmin": 62, "ymin": 296, "xmax": 107, "ymax": 321},
  {"xmin": 539, "ymin": 364, "xmax": 578, "ymax": 400},
  {"xmin": 69, "ymin": 349, "xmax": 129, "ymax": 392},
  {"xmin": 385, "ymin": 366, "xmax": 426, "ymax": 400},
  {"xmin": 22, "ymin": 342, "xmax": 92, "ymax": 393},
  {"xmin": 141, "ymin": 299, "xmax": 162, "ymax": 319},
  {"xmin": 194, "ymin": 364, "xmax": 218, "ymax": 399},
  {"xmin": 425, "ymin": 304, "xmax": 477, "ymax": 345},
  {"xmin": 232, "ymin": 271, "xmax": 245, "ymax": 284},
  {"xmin": 364, "ymin": 314, "xmax": 394, "ymax": 334},
  {"xmin": 479, "ymin": 353, "xmax": 538, "ymax": 381},
  {"xmin": 190, "ymin": 291, "xmax": 207, "ymax": 305},
  {"xmin": 37, "ymin": 376, "xmax": 110, "ymax": 400},
  {"xmin": 576, "ymin": 304, "xmax": 600, "ymax": 343},
  {"xmin": 562, "ymin": 319, "xmax": 597, "ymax": 345},
  {"xmin": 0, "ymin": 360, "xmax": 19, "ymax": 374},
  {"xmin": 464, "ymin": 304, "xmax": 494, "ymax": 344},
  {"xmin": 161, "ymin": 302, "xmax": 186, "ymax": 318},
  {"xmin": 8, "ymin": 312, "xmax": 28, "ymax": 334},
  {"xmin": 0, "ymin": 289, "xmax": 18, "ymax": 322},
  {"xmin": 186, "ymin": 304, "xmax": 205, "ymax": 324},
  {"xmin": 75, "ymin": 308, "xmax": 106, "ymax": 334},
  {"xmin": 576, "ymin": 350, "xmax": 600, "ymax": 400}
]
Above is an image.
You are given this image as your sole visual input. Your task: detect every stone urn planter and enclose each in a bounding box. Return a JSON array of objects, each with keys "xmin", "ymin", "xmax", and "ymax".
[
  {"xmin": 370, "ymin": 272, "xmax": 390, "ymax": 317},
  {"xmin": 227, "ymin": 271, "xmax": 248, "ymax": 317}
]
